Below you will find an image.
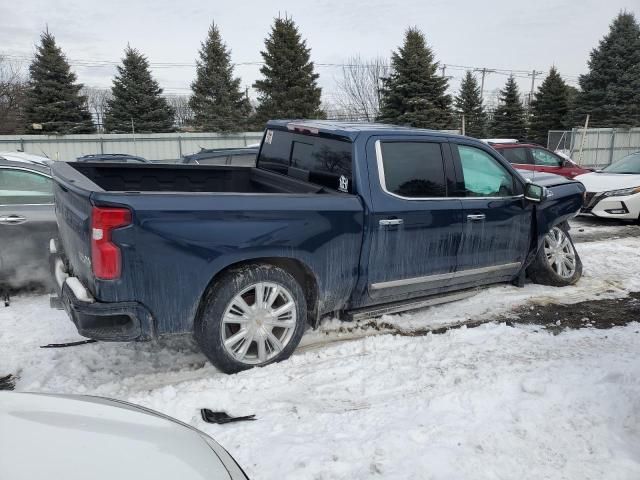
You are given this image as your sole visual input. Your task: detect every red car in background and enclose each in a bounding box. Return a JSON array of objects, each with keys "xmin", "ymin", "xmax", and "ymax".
[{"xmin": 487, "ymin": 141, "xmax": 591, "ymax": 179}]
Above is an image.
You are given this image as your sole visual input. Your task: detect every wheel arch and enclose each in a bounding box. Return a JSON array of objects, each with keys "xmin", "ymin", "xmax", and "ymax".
[{"xmin": 194, "ymin": 256, "xmax": 321, "ymax": 330}]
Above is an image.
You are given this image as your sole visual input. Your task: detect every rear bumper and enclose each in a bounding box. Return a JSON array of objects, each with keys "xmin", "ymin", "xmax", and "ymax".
[{"xmin": 50, "ymin": 241, "xmax": 154, "ymax": 342}]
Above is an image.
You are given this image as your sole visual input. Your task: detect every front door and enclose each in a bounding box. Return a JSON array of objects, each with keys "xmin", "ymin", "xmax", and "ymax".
[
  {"xmin": 364, "ymin": 137, "xmax": 463, "ymax": 302},
  {"xmin": 451, "ymin": 143, "xmax": 531, "ymax": 281}
]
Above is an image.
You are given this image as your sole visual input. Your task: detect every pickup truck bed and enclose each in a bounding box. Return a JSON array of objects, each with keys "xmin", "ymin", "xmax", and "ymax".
[
  {"xmin": 66, "ymin": 163, "xmax": 330, "ymax": 194},
  {"xmin": 50, "ymin": 120, "xmax": 585, "ymax": 373}
]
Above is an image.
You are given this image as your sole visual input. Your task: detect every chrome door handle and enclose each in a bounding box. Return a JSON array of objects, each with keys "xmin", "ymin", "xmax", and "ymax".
[
  {"xmin": 467, "ymin": 214, "xmax": 486, "ymax": 221},
  {"xmin": 379, "ymin": 218, "xmax": 404, "ymax": 226},
  {"xmin": 0, "ymin": 215, "xmax": 27, "ymax": 225}
]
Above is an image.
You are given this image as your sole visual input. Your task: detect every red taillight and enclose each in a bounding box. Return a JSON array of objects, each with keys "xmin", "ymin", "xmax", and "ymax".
[{"xmin": 91, "ymin": 206, "xmax": 131, "ymax": 280}]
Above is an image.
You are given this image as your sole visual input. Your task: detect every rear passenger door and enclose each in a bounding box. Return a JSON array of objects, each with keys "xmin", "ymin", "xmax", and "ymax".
[
  {"xmin": 364, "ymin": 137, "xmax": 463, "ymax": 301},
  {"xmin": 452, "ymin": 142, "xmax": 530, "ymax": 280}
]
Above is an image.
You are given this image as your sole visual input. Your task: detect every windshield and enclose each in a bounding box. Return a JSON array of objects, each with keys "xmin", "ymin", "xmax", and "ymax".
[{"xmin": 602, "ymin": 152, "xmax": 640, "ymax": 173}]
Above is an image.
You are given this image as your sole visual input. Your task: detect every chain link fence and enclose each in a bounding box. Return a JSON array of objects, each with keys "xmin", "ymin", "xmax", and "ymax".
[{"xmin": 547, "ymin": 128, "xmax": 640, "ymax": 168}]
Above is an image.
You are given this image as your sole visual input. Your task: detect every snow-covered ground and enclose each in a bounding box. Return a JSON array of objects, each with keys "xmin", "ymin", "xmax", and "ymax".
[{"xmin": 2, "ymin": 236, "xmax": 640, "ymax": 479}]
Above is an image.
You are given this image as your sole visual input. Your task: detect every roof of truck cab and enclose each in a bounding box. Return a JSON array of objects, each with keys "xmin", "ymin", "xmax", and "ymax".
[{"xmin": 266, "ymin": 119, "xmax": 464, "ymax": 141}]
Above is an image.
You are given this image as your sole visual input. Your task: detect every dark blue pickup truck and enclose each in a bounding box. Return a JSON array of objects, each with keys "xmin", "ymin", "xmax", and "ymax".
[{"xmin": 50, "ymin": 120, "xmax": 585, "ymax": 373}]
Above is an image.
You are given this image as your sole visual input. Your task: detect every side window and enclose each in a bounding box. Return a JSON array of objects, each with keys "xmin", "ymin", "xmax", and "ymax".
[
  {"xmin": 500, "ymin": 147, "xmax": 529, "ymax": 165},
  {"xmin": 531, "ymin": 148, "xmax": 562, "ymax": 167},
  {"xmin": 457, "ymin": 145, "xmax": 515, "ymax": 197},
  {"xmin": 0, "ymin": 168, "xmax": 54, "ymax": 204},
  {"xmin": 379, "ymin": 142, "xmax": 447, "ymax": 198}
]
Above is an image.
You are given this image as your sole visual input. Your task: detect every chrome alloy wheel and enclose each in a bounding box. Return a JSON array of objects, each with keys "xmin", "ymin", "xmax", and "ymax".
[
  {"xmin": 221, "ymin": 282, "xmax": 297, "ymax": 365},
  {"xmin": 544, "ymin": 227, "xmax": 577, "ymax": 279}
]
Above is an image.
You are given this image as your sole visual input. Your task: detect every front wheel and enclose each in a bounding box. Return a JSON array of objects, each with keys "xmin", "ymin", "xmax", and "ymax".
[
  {"xmin": 195, "ymin": 264, "xmax": 307, "ymax": 374},
  {"xmin": 527, "ymin": 225, "xmax": 582, "ymax": 287}
]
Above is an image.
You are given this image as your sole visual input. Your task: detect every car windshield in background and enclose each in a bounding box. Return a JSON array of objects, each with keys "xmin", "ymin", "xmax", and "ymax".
[{"xmin": 602, "ymin": 152, "xmax": 640, "ymax": 173}]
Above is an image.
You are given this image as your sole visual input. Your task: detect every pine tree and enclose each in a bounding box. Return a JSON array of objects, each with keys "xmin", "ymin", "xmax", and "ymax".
[
  {"xmin": 24, "ymin": 31, "xmax": 95, "ymax": 134},
  {"xmin": 454, "ymin": 71, "xmax": 487, "ymax": 138},
  {"xmin": 528, "ymin": 67, "xmax": 570, "ymax": 145},
  {"xmin": 104, "ymin": 46, "xmax": 174, "ymax": 133},
  {"xmin": 253, "ymin": 16, "xmax": 323, "ymax": 123},
  {"xmin": 377, "ymin": 27, "xmax": 452, "ymax": 129},
  {"xmin": 573, "ymin": 12, "xmax": 640, "ymax": 127},
  {"xmin": 189, "ymin": 23, "xmax": 250, "ymax": 132},
  {"xmin": 490, "ymin": 76, "xmax": 527, "ymax": 138}
]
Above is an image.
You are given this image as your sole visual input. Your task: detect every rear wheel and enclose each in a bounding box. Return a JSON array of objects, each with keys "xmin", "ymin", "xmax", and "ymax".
[
  {"xmin": 527, "ymin": 225, "xmax": 582, "ymax": 286},
  {"xmin": 195, "ymin": 264, "xmax": 307, "ymax": 374}
]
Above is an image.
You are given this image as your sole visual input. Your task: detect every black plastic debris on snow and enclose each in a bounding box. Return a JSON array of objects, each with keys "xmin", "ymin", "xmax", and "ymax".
[
  {"xmin": 201, "ymin": 409, "xmax": 256, "ymax": 424},
  {"xmin": 0, "ymin": 374, "xmax": 16, "ymax": 391},
  {"xmin": 40, "ymin": 339, "xmax": 98, "ymax": 348}
]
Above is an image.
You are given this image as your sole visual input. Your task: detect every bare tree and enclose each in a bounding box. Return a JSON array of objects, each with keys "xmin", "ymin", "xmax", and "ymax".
[
  {"xmin": 334, "ymin": 55, "xmax": 389, "ymax": 122},
  {"xmin": 0, "ymin": 56, "xmax": 28, "ymax": 134},
  {"xmin": 165, "ymin": 95, "xmax": 193, "ymax": 129},
  {"xmin": 82, "ymin": 87, "xmax": 111, "ymax": 132}
]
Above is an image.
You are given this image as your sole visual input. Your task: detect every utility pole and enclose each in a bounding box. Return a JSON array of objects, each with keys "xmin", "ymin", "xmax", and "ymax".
[
  {"xmin": 461, "ymin": 114, "xmax": 466, "ymax": 136},
  {"xmin": 440, "ymin": 64, "xmax": 447, "ymax": 77},
  {"xmin": 473, "ymin": 68, "xmax": 496, "ymax": 101},
  {"xmin": 527, "ymin": 69, "xmax": 543, "ymax": 112}
]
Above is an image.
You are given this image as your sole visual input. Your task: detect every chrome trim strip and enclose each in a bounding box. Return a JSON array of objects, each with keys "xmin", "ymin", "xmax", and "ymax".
[
  {"xmin": 0, "ymin": 203, "xmax": 54, "ymax": 207},
  {"xmin": 370, "ymin": 262, "xmax": 521, "ymax": 290},
  {"xmin": 374, "ymin": 140, "xmax": 523, "ymax": 201}
]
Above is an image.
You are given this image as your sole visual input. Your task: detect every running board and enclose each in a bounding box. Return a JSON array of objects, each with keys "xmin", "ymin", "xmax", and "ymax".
[{"xmin": 345, "ymin": 289, "xmax": 478, "ymax": 321}]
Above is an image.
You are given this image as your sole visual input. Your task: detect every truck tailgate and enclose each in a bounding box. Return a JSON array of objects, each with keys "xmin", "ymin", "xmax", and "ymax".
[{"xmin": 52, "ymin": 166, "xmax": 97, "ymax": 292}]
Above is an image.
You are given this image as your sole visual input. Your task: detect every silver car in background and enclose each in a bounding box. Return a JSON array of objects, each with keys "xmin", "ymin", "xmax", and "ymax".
[{"xmin": 0, "ymin": 152, "xmax": 57, "ymax": 291}]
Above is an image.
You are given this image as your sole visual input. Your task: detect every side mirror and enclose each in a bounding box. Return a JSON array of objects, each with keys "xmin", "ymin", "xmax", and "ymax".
[{"xmin": 524, "ymin": 183, "xmax": 546, "ymax": 203}]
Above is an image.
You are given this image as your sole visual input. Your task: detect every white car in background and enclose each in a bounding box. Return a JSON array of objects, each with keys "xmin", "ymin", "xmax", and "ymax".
[
  {"xmin": 576, "ymin": 151, "xmax": 640, "ymax": 221},
  {"xmin": 0, "ymin": 392, "xmax": 249, "ymax": 480}
]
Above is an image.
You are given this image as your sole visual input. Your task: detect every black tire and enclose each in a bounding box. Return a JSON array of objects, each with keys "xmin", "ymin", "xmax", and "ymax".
[
  {"xmin": 527, "ymin": 225, "xmax": 583, "ymax": 287},
  {"xmin": 195, "ymin": 264, "xmax": 307, "ymax": 374}
]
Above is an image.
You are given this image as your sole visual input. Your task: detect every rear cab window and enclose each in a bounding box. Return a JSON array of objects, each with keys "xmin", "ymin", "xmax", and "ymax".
[{"xmin": 258, "ymin": 128, "xmax": 353, "ymax": 193}]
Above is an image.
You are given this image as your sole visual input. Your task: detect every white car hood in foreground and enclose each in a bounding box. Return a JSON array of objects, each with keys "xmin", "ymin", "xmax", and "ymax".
[
  {"xmin": 574, "ymin": 172, "xmax": 640, "ymax": 192},
  {"xmin": 0, "ymin": 392, "xmax": 245, "ymax": 480}
]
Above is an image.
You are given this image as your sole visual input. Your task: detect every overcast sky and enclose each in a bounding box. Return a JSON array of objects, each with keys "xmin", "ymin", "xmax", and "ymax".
[{"xmin": 1, "ymin": 0, "xmax": 637, "ymax": 105}]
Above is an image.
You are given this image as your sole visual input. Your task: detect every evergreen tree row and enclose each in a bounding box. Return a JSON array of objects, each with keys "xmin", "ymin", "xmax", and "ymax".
[{"xmin": 20, "ymin": 11, "xmax": 640, "ymax": 136}]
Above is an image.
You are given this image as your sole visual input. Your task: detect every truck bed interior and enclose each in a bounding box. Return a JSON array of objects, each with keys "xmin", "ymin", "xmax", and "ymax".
[{"xmin": 70, "ymin": 163, "xmax": 330, "ymax": 194}]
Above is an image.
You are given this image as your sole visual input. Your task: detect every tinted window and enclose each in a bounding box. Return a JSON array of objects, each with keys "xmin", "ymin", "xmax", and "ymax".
[
  {"xmin": 500, "ymin": 147, "xmax": 529, "ymax": 164},
  {"xmin": 531, "ymin": 148, "xmax": 562, "ymax": 167},
  {"xmin": 379, "ymin": 142, "xmax": 446, "ymax": 198},
  {"xmin": 0, "ymin": 168, "xmax": 53, "ymax": 204},
  {"xmin": 258, "ymin": 129, "xmax": 353, "ymax": 192},
  {"xmin": 457, "ymin": 145, "xmax": 514, "ymax": 197}
]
